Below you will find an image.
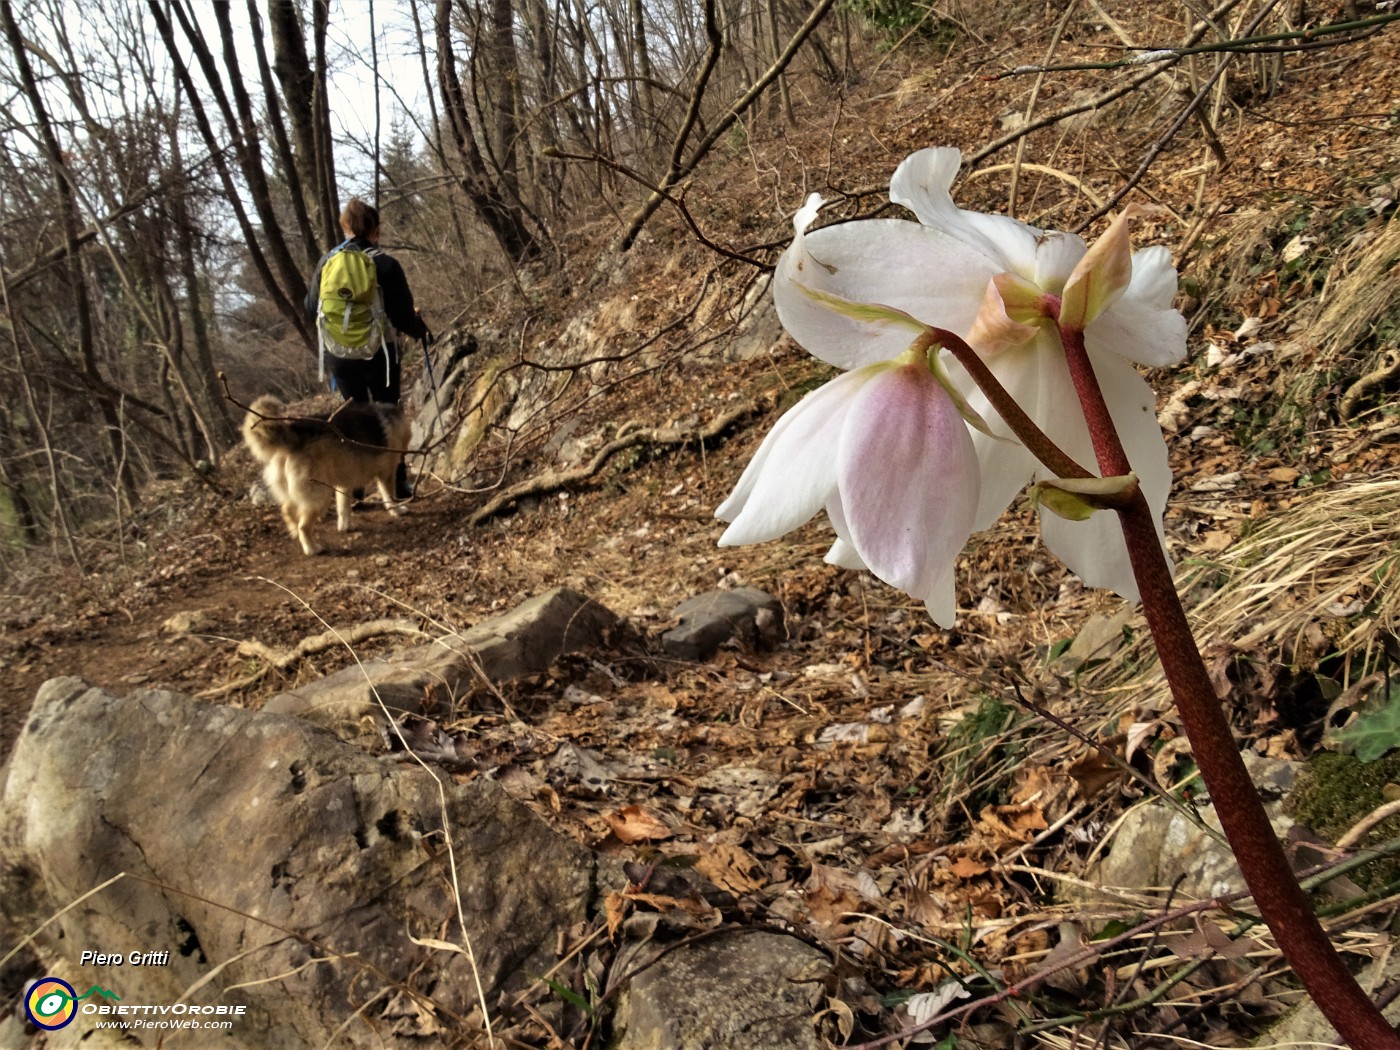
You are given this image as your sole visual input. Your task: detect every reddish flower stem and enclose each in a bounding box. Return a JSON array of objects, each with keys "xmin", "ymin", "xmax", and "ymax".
[
  {"xmin": 928, "ymin": 327, "xmax": 1094, "ymax": 482},
  {"xmin": 1057, "ymin": 324, "xmax": 1399, "ymax": 1049}
]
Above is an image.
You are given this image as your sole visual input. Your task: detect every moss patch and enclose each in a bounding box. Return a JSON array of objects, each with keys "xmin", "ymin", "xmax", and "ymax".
[{"xmin": 1289, "ymin": 751, "xmax": 1400, "ymax": 890}]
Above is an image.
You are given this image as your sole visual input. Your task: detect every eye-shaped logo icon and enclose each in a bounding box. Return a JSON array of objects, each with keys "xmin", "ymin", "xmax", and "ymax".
[{"xmin": 25, "ymin": 977, "xmax": 78, "ymax": 1030}]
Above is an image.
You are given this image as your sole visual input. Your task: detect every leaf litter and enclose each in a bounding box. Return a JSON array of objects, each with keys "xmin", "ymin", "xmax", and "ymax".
[{"xmin": 5, "ymin": 4, "xmax": 1400, "ymax": 1046}]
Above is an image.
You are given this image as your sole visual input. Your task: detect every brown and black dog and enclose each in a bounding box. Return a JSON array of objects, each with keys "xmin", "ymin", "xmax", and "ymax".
[{"xmin": 242, "ymin": 395, "xmax": 410, "ymax": 555}]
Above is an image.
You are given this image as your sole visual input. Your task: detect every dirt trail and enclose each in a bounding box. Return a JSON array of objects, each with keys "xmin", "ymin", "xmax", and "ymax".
[{"xmin": 1, "ymin": 487, "xmax": 473, "ymax": 759}]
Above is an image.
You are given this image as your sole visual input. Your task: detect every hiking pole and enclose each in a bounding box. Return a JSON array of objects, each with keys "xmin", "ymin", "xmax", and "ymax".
[
  {"xmin": 410, "ymin": 321, "xmax": 445, "ymax": 499},
  {"xmin": 420, "ymin": 322, "xmax": 444, "ymax": 439}
]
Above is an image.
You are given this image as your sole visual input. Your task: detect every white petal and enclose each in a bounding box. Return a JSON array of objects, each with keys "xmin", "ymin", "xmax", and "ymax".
[
  {"xmin": 824, "ymin": 536, "xmax": 868, "ymax": 571},
  {"xmin": 1032, "ymin": 230, "xmax": 1088, "ymax": 293},
  {"xmin": 888, "ymin": 147, "xmax": 963, "ymax": 227},
  {"xmin": 1129, "ymin": 246, "xmax": 1178, "ymax": 307},
  {"xmin": 826, "ymin": 497, "xmax": 875, "ymax": 573},
  {"xmin": 717, "ymin": 370, "xmax": 868, "ymax": 544},
  {"xmin": 774, "ymin": 219, "xmax": 992, "ymax": 370},
  {"xmin": 923, "ymin": 581, "xmax": 958, "ymax": 630},
  {"xmin": 1036, "ymin": 352, "xmax": 1173, "ymax": 601},
  {"xmin": 835, "ymin": 364, "xmax": 979, "ymax": 621},
  {"xmin": 952, "ymin": 340, "xmax": 1046, "ymax": 531},
  {"xmin": 1086, "ymin": 246, "xmax": 1188, "ymax": 368},
  {"xmin": 889, "ymin": 148, "xmax": 1042, "ymax": 271},
  {"xmin": 1086, "ymin": 299, "xmax": 1187, "ymax": 370}
]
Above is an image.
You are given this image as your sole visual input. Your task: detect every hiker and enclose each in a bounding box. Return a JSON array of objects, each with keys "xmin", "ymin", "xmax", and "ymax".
[{"xmin": 306, "ymin": 198, "xmax": 428, "ymax": 499}]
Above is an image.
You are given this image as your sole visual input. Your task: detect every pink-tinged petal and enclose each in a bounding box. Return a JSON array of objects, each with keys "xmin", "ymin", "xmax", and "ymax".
[
  {"xmin": 833, "ymin": 483, "xmax": 961, "ymax": 626},
  {"xmin": 775, "ymin": 217, "xmax": 992, "ymax": 369},
  {"xmin": 1086, "ymin": 246, "xmax": 1188, "ymax": 367},
  {"xmin": 1036, "ymin": 351, "xmax": 1173, "ymax": 601},
  {"xmin": 717, "ymin": 368, "xmax": 873, "ymax": 544},
  {"xmin": 834, "ymin": 363, "xmax": 979, "ymax": 626},
  {"xmin": 889, "ymin": 148, "xmax": 1042, "ymax": 272},
  {"xmin": 1060, "ymin": 207, "xmax": 1141, "ymax": 331}
]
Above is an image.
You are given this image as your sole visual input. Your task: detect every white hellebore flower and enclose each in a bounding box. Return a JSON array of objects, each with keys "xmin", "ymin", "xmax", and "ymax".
[
  {"xmin": 716, "ymin": 345, "xmax": 981, "ymax": 629},
  {"xmin": 755, "ymin": 147, "xmax": 1187, "ymax": 607}
]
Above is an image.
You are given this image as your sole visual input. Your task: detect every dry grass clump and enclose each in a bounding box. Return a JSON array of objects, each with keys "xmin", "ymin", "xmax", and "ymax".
[
  {"xmin": 1080, "ymin": 471, "xmax": 1400, "ymax": 727},
  {"xmin": 1185, "ymin": 472, "xmax": 1400, "ymax": 678},
  {"xmin": 1318, "ymin": 216, "xmax": 1400, "ymax": 420}
]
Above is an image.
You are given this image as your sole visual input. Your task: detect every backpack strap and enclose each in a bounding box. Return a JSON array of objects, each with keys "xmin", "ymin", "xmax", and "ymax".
[{"xmin": 361, "ymin": 247, "xmax": 392, "ymax": 385}]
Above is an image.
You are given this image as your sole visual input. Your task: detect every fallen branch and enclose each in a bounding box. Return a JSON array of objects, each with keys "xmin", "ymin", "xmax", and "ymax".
[
  {"xmin": 989, "ymin": 11, "xmax": 1400, "ymax": 78},
  {"xmin": 199, "ymin": 618, "xmax": 425, "ymax": 699},
  {"xmin": 469, "ymin": 396, "xmax": 764, "ymax": 526}
]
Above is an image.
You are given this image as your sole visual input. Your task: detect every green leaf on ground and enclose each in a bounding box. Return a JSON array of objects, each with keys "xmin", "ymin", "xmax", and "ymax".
[{"xmin": 1335, "ymin": 693, "xmax": 1400, "ymax": 762}]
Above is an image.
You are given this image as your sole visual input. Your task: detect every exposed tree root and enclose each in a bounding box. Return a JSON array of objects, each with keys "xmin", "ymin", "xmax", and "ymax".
[
  {"xmin": 198, "ymin": 618, "xmax": 425, "ymax": 699},
  {"xmin": 468, "ymin": 396, "xmax": 766, "ymax": 526}
]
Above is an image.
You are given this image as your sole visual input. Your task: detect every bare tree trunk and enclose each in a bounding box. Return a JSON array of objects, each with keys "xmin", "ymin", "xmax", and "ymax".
[
  {"xmin": 198, "ymin": 1, "xmax": 308, "ymax": 304},
  {"xmin": 147, "ymin": 0, "xmax": 311, "ymax": 347},
  {"xmin": 617, "ymin": 0, "xmax": 837, "ymax": 250},
  {"xmin": 1, "ymin": 0, "xmax": 139, "ymax": 510},
  {"xmin": 435, "ymin": 0, "xmax": 543, "ymax": 264},
  {"xmin": 0, "ymin": 398, "xmax": 40, "ymax": 546},
  {"xmin": 409, "ymin": 0, "xmax": 473, "ymax": 255},
  {"xmin": 0, "ymin": 244, "xmax": 82, "ymax": 565},
  {"xmin": 766, "ymin": 0, "xmax": 794, "ymax": 124},
  {"xmin": 630, "ymin": 0, "xmax": 656, "ymax": 124},
  {"xmin": 269, "ymin": 0, "xmax": 339, "ymax": 248},
  {"xmin": 169, "ymin": 137, "xmax": 233, "ymax": 451},
  {"xmin": 311, "ymin": 1, "xmax": 340, "ymax": 241},
  {"xmin": 248, "ymin": 0, "xmax": 319, "ymax": 265}
]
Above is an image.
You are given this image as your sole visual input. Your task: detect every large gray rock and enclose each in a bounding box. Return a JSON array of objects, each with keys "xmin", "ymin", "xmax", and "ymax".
[
  {"xmin": 1084, "ymin": 754, "xmax": 1299, "ymax": 900},
  {"xmin": 263, "ymin": 585, "xmax": 618, "ymax": 727},
  {"xmin": 0, "ymin": 677, "xmax": 598, "ymax": 1049},
  {"xmin": 1261, "ymin": 954, "xmax": 1400, "ymax": 1044},
  {"xmin": 610, "ymin": 930, "xmax": 826, "ymax": 1050}
]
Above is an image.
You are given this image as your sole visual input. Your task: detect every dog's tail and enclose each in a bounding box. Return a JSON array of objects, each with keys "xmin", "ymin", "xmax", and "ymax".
[{"xmin": 242, "ymin": 395, "xmax": 301, "ymax": 462}]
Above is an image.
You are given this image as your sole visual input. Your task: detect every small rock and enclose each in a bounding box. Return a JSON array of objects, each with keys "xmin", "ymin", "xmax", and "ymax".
[
  {"xmin": 263, "ymin": 587, "xmax": 619, "ymax": 730},
  {"xmin": 610, "ymin": 930, "xmax": 826, "ymax": 1050},
  {"xmin": 161, "ymin": 610, "xmax": 211, "ymax": 634},
  {"xmin": 661, "ymin": 588, "xmax": 785, "ymax": 661},
  {"xmin": 1081, "ymin": 754, "xmax": 1299, "ymax": 900}
]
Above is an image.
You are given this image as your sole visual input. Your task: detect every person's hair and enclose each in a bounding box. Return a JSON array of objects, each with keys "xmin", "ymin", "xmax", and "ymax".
[{"xmin": 340, "ymin": 198, "xmax": 380, "ymax": 239}]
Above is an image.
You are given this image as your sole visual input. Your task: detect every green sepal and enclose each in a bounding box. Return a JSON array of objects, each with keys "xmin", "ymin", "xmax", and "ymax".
[
  {"xmin": 1030, "ymin": 473, "xmax": 1139, "ymax": 520},
  {"xmin": 795, "ymin": 282, "xmax": 927, "ymax": 332}
]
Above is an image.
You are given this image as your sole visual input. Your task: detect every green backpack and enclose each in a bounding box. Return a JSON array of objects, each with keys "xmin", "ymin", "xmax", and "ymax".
[{"xmin": 316, "ymin": 241, "xmax": 390, "ymax": 379}]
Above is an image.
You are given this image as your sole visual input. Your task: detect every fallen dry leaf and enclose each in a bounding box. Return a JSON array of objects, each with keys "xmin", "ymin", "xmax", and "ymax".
[
  {"xmin": 949, "ymin": 855, "xmax": 989, "ymax": 880},
  {"xmin": 694, "ymin": 842, "xmax": 765, "ymax": 896},
  {"xmin": 1067, "ymin": 748, "xmax": 1123, "ymax": 800},
  {"xmin": 605, "ymin": 804, "xmax": 672, "ymax": 843}
]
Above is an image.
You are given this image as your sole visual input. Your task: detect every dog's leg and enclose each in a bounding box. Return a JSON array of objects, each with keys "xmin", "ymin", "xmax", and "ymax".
[
  {"xmin": 376, "ymin": 476, "xmax": 405, "ymax": 518},
  {"xmin": 266, "ymin": 463, "xmax": 299, "ymax": 539},
  {"xmin": 295, "ymin": 505, "xmax": 323, "ymax": 555},
  {"xmin": 336, "ymin": 488, "xmax": 354, "ymax": 532},
  {"xmin": 285, "ymin": 471, "xmax": 326, "ymax": 555}
]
